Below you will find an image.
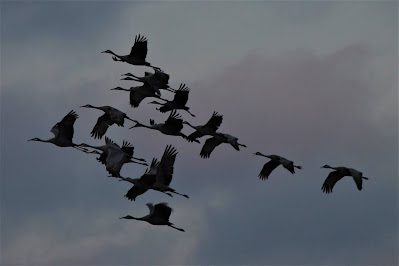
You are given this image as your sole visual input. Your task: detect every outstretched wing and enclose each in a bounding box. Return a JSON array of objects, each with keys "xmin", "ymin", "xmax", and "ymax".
[
  {"xmin": 203, "ymin": 112, "xmax": 223, "ymax": 132},
  {"xmin": 349, "ymin": 169, "xmax": 364, "ymax": 191},
  {"xmin": 125, "ymin": 184, "xmax": 148, "ymax": 201},
  {"xmin": 187, "ymin": 130, "xmax": 205, "ymax": 142},
  {"xmin": 152, "ymin": 203, "xmax": 172, "ymax": 221},
  {"xmin": 164, "ymin": 111, "xmax": 183, "ymax": 132},
  {"xmin": 321, "ymin": 171, "xmax": 345, "ymax": 194},
  {"xmin": 156, "ymin": 145, "xmax": 177, "ymax": 186},
  {"xmin": 91, "ymin": 114, "xmax": 113, "ymax": 139},
  {"xmin": 121, "ymin": 141, "xmax": 134, "ymax": 156},
  {"xmin": 280, "ymin": 158, "xmax": 295, "ymax": 174},
  {"xmin": 130, "ymin": 34, "xmax": 148, "ymax": 60},
  {"xmin": 172, "ymin": 84, "xmax": 189, "ymax": 106},
  {"xmin": 200, "ymin": 136, "xmax": 224, "ymax": 158},
  {"xmin": 259, "ymin": 160, "xmax": 280, "ymax": 180},
  {"xmin": 51, "ymin": 110, "xmax": 78, "ymax": 141}
]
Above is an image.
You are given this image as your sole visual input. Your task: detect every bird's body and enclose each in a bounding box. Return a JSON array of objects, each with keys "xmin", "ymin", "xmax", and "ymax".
[
  {"xmin": 253, "ymin": 152, "xmax": 302, "ymax": 180},
  {"xmin": 321, "ymin": 165, "xmax": 368, "ymax": 193},
  {"xmin": 111, "ymin": 85, "xmax": 161, "ymax": 108},
  {"xmin": 130, "ymin": 111, "xmax": 197, "ymax": 142},
  {"xmin": 119, "ymin": 146, "xmax": 188, "ymax": 200},
  {"xmin": 120, "ymin": 203, "xmax": 185, "ymax": 232},
  {"xmin": 29, "ymin": 110, "xmax": 89, "ymax": 153},
  {"xmin": 184, "ymin": 112, "xmax": 223, "ymax": 142},
  {"xmin": 80, "ymin": 104, "xmax": 135, "ymax": 139},
  {"xmin": 200, "ymin": 132, "xmax": 246, "ymax": 158},
  {"xmin": 121, "ymin": 68, "xmax": 174, "ymax": 94},
  {"xmin": 102, "ymin": 34, "xmax": 159, "ymax": 69},
  {"xmin": 148, "ymin": 84, "xmax": 196, "ymax": 117},
  {"xmin": 81, "ymin": 137, "xmax": 147, "ymax": 177}
]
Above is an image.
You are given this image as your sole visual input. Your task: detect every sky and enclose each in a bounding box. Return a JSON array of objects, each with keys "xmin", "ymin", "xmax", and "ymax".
[{"xmin": 1, "ymin": 1, "xmax": 398, "ymax": 265}]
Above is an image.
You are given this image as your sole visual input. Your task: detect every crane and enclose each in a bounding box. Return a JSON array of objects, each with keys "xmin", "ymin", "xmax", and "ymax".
[
  {"xmin": 121, "ymin": 68, "xmax": 175, "ymax": 94},
  {"xmin": 101, "ymin": 34, "xmax": 159, "ymax": 69},
  {"xmin": 111, "ymin": 84, "xmax": 161, "ymax": 108},
  {"xmin": 120, "ymin": 203, "xmax": 185, "ymax": 232},
  {"xmin": 129, "ymin": 111, "xmax": 198, "ymax": 143},
  {"xmin": 321, "ymin": 165, "xmax": 369, "ymax": 193},
  {"xmin": 253, "ymin": 152, "xmax": 302, "ymax": 180},
  {"xmin": 148, "ymin": 84, "xmax": 196, "ymax": 117},
  {"xmin": 28, "ymin": 110, "xmax": 89, "ymax": 153},
  {"xmin": 80, "ymin": 104, "xmax": 135, "ymax": 139},
  {"xmin": 183, "ymin": 112, "xmax": 223, "ymax": 142},
  {"xmin": 80, "ymin": 137, "xmax": 147, "ymax": 177},
  {"xmin": 200, "ymin": 132, "xmax": 246, "ymax": 158}
]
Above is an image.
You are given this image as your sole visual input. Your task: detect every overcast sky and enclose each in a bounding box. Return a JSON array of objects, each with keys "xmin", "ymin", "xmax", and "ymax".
[{"xmin": 1, "ymin": 1, "xmax": 398, "ymax": 265}]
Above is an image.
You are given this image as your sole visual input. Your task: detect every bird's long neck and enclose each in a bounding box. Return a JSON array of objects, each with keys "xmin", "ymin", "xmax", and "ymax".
[
  {"xmin": 256, "ymin": 152, "xmax": 269, "ymax": 158},
  {"xmin": 184, "ymin": 122, "xmax": 197, "ymax": 130},
  {"xmin": 80, "ymin": 143, "xmax": 104, "ymax": 151},
  {"xmin": 111, "ymin": 87, "xmax": 130, "ymax": 92},
  {"xmin": 120, "ymin": 215, "xmax": 144, "ymax": 221},
  {"xmin": 130, "ymin": 122, "xmax": 153, "ymax": 130},
  {"xmin": 84, "ymin": 105, "xmax": 102, "ymax": 111},
  {"xmin": 294, "ymin": 165, "xmax": 302, "ymax": 169},
  {"xmin": 33, "ymin": 138, "xmax": 52, "ymax": 143},
  {"xmin": 238, "ymin": 143, "xmax": 247, "ymax": 148}
]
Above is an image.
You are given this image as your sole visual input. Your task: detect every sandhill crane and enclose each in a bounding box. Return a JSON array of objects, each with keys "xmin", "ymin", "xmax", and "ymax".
[
  {"xmin": 148, "ymin": 84, "xmax": 196, "ymax": 117},
  {"xmin": 118, "ymin": 158, "xmax": 173, "ymax": 201},
  {"xmin": 121, "ymin": 68, "xmax": 175, "ymax": 94},
  {"xmin": 120, "ymin": 202, "xmax": 185, "ymax": 232},
  {"xmin": 81, "ymin": 137, "xmax": 147, "ymax": 177},
  {"xmin": 321, "ymin": 165, "xmax": 369, "ymax": 193},
  {"xmin": 80, "ymin": 104, "xmax": 135, "ymax": 139},
  {"xmin": 119, "ymin": 145, "xmax": 188, "ymax": 200},
  {"xmin": 146, "ymin": 145, "xmax": 189, "ymax": 198},
  {"xmin": 183, "ymin": 112, "xmax": 223, "ymax": 142},
  {"xmin": 101, "ymin": 34, "xmax": 159, "ymax": 69},
  {"xmin": 129, "ymin": 111, "xmax": 199, "ymax": 143},
  {"xmin": 111, "ymin": 85, "xmax": 161, "ymax": 108},
  {"xmin": 200, "ymin": 132, "xmax": 246, "ymax": 158},
  {"xmin": 28, "ymin": 110, "xmax": 89, "ymax": 153},
  {"xmin": 253, "ymin": 152, "xmax": 302, "ymax": 180}
]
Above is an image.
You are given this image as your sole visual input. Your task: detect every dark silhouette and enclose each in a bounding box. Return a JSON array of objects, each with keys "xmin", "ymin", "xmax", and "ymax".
[
  {"xmin": 253, "ymin": 152, "xmax": 302, "ymax": 180},
  {"xmin": 111, "ymin": 84, "xmax": 161, "ymax": 108},
  {"xmin": 80, "ymin": 104, "xmax": 135, "ymax": 139},
  {"xmin": 28, "ymin": 110, "xmax": 89, "ymax": 153},
  {"xmin": 119, "ymin": 145, "xmax": 189, "ymax": 200},
  {"xmin": 183, "ymin": 112, "xmax": 223, "ymax": 142},
  {"xmin": 101, "ymin": 34, "xmax": 159, "ymax": 69},
  {"xmin": 120, "ymin": 203, "xmax": 185, "ymax": 232},
  {"xmin": 321, "ymin": 165, "xmax": 368, "ymax": 193},
  {"xmin": 200, "ymin": 132, "xmax": 246, "ymax": 158},
  {"xmin": 81, "ymin": 137, "xmax": 147, "ymax": 177},
  {"xmin": 121, "ymin": 68, "xmax": 175, "ymax": 94},
  {"xmin": 148, "ymin": 83, "xmax": 196, "ymax": 117},
  {"xmin": 129, "ymin": 110, "xmax": 199, "ymax": 143}
]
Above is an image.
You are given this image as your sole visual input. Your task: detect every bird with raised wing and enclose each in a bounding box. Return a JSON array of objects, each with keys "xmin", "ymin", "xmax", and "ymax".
[
  {"xmin": 80, "ymin": 104, "xmax": 135, "ymax": 139},
  {"xmin": 200, "ymin": 132, "xmax": 246, "ymax": 158},
  {"xmin": 183, "ymin": 112, "xmax": 223, "ymax": 142},
  {"xmin": 28, "ymin": 110, "xmax": 89, "ymax": 153},
  {"xmin": 148, "ymin": 84, "xmax": 196, "ymax": 117},
  {"xmin": 253, "ymin": 152, "xmax": 302, "ymax": 180},
  {"xmin": 81, "ymin": 137, "xmax": 147, "ymax": 177},
  {"xmin": 321, "ymin": 165, "xmax": 368, "ymax": 194},
  {"xmin": 120, "ymin": 202, "xmax": 185, "ymax": 232},
  {"xmin": 121, "ymin": 68, "xmax": 175, "ymax": 94},
  {"xmin": 130, "ymin": 111, "xmax": 198, "ymax": 143},
  {"xmin": 101, "ymin": 34, "xmax": 159, "ymax": 69},
  {"xmin": 111, "ymin": 84, "xmax": 161, "ymax": 108}
]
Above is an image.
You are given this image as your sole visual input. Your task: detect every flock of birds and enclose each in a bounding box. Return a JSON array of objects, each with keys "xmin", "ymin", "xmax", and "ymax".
[{"xmin": 29, "ymin": 34, "xmax": 369, "ymax": 232}]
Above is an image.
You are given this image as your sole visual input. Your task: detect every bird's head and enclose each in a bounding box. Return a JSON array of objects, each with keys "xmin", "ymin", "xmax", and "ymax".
[
  {"xmin": 119, "ymin": 215, "xmax": 133, "ymax": 219},
  {"xmin": 28, "ymin": 137, "xmax": 41, "ymax": 142},
  {"xmin": 101, "ymin": 50, "xmax": 113, "ymax": 54},
  {"xmin": 80, "ymin": 104, "xmax": 92, "ymax": 108},
  {"xmin": 148, "ymin": 101, "xmax": 163, "ymax": 105},
  {"xmin": 121, "ymin": 77, "xmax": 136, "ymax": 81},
  {"xmin": 321, "ymin": 165, "xmax": 331, "ymax": 169},
  {"xmin": 253, "ymin": 152, "xmax": 262, "ymax": 156},
  {"xmin": 110, "ymin": 87, "xmax": 123, "ymax": 91}
]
